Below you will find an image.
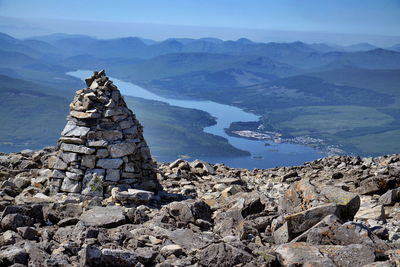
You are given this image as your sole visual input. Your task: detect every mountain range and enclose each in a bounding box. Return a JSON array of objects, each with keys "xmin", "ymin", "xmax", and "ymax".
[{"xmin": 0, "ymin": 31, "xmax": 399, "ymax": 157}]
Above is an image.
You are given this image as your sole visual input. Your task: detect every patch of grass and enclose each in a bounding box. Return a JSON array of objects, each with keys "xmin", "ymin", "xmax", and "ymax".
[
  {"xmin": 345, "ymin": 130, "xmax": 400, "ymax": 156},
  {"xmin": 274, "ymin": 106, "xmax": 394, "ymax": 135}
]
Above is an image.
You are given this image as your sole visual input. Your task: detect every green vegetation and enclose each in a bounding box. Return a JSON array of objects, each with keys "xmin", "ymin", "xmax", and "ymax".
[
  {"xmin": 1, "ymin": 31, "xmax": 400, "ymax": 157},
  {"xmin": 273, "ymin": 106, "xmax": 393, "ymax": 135},
  {"xmin": 0, "ymin": 75, "xmax": 69, "ymax": 150},
  {"xmin": 0, "ymin": 73, "xmax": 247, "ymax": 158},
  {"xmin": 345, "ymin": 130, "xmax": 400, "ymax": 155},
  {"xmin": 124, "ymin": 96, "xmax": 249, "ymax": 158}
]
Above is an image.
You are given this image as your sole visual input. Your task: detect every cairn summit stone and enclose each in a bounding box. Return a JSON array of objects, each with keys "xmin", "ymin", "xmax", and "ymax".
[{"xmin": 49, "ymin": 70, "xmax": 160, "ymax": 197}]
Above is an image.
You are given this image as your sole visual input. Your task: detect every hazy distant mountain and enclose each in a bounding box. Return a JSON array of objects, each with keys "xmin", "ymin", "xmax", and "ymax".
[
  {"xmin": 309, "ymin": 67, "xmax": 400, "ymax": 97},
  {"xmin": 198, "ymin": 37, "xmax": 224, "ymax": 44},
  {"xmin": 29, "ymin": 33, "xmax": 93, "ymax": 42},
  {"xmin": 148, "ymin": 68, "xmax": 278, "ymax": 98},
  {"xmin": 343, "ymin": 43, "xmax": 378, "ymax": 52},
  {"xmin": 387, "ymin": 44, "xmax": 400, "ymax": 52},
  {"xmin": 233, "ymin": 75, "xmax": 394, "ymax": 109},
  {"xmin": 318, "ymin": 49, "xmax": 400, "ymax": 70},
  {"xmin": 0, "ymin": 32, "xmax": 59, "ymax": 57},
  {"xmin": 49, "ymin": 36, "xmax": 148, "ymax": 58}
]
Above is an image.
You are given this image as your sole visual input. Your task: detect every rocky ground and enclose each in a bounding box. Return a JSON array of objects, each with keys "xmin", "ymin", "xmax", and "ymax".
[{"xmin": 1, "ymin": 148, "xmax": 400, "ymax": 266}]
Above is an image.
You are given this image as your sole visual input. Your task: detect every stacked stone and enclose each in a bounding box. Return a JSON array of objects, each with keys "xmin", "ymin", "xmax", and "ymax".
[{"xmin": 48, "ymin": 70, "xmax": 160, "ymax": 197}]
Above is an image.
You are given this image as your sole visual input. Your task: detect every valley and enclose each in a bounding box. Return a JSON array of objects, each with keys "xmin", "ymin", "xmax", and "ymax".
[{"xmin": 0, "ymin": 31, "xmax": 399, "ymax": 163}]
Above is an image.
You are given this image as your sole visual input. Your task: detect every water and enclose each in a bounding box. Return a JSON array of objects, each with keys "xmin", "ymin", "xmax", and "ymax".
[{"xmin": 67, "ymin": 70, "xmax": 324, "ymax": 169}]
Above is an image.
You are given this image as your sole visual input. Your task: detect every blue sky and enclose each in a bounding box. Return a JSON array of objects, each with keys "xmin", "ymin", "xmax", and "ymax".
[{"xmin": 0, "ymin": 0, "xmax": 399, "ymax": 45}]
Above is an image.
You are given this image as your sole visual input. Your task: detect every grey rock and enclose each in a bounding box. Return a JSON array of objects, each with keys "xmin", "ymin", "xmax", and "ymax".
[
  {"xmin": 285, "ymin": 203, "xmax": 342, "ymax": 237},
  {"xmin": 96, "ymin": 158, "xmax": 123, "ymax": 169},
  {"xmin": 112, "ymin": 188, "xmax": 154, "ymax": 204},
  {"xmin": 65, "ymin": 171, "xmax": 82, "ymax": 181},
  {"xmin": 319, "ymin": 244, "xmax": 375, "ymax": 267},
  {"xmin": 48, "ymin": 156, "xmax": 68, "ymax": 170},
  {"xmin": 160, "ymin": 244, "xmax": 184, "ymax": 257},
  {"xmin": 59, "ymin": 136, "xmax": 86, "ymax": 145},
  {"xmin": 124, "ymin": 162, "xmax": 135, "ymax": 172},
  {"xmin": 354, "ymin": 205, "xmax": 385, "ymax": 221},
  {"xmin": 358, "ymin": 176, "xmax": 395, "ymax": 195},
  {"xmin": 167, "ymin": 199, "xmax": 212, "ymax": 225},
  {"xmin": 190, "ymin": 160, "xmax": 215, "ymax": 175},
  {"xmin": 60, "ymin": 152, "xmax": 78, "ymax": 164},
  {"xmin": 169, "ymin": 159, "xmax": 185, "ymax": 169},
  {"xmin": 123, "ymin": 126, "xmax": 138, "ymax": 135},
  {"xmin": 88, "ymin": 130, "xmax": 123, "ymax": 141},
  {"xmin": 70, "ymin": 110, "xmax": 100, "ymax": 119},
  {"xmin": 61, "ymin": 121, "xmax": 90, "ymax": 137},
  {"xmin": 198, "ymin": 242, "xmax": 254, "ymax": 267},
  {"xmin": 275, "ymin": 242, "xmax": 336, "ymax": 267},
  {"xmin": 24, "ymin": 242, "xmax": 50, "ymax": 267},
  {"xmin": 319, "ymin": 185, "xmax": 360, "ymax": 219},
  {"xmin": 17, "ymin": 227, "xmax": 38, "ymax": 240},
  {"xmin": 60, "ymin": 143, "xmax": 95, "ymax": 155},
  {"xmin": 61, "ymin": 177, "xmax": 82, "ymax": 193},
  {"xmin": 79, "ymin": 206, "xmax": 126, "ymax": 228},
  {"xmin": 379, "ymin": 188, "xmax": 400, "ymax": 205},
  {"xmin": 108, "ymin": 143, "xmax": 136, "ymax": 158},
  {"xmin": 87, "ymin": 140, "xmax": 108, "ymax": 147},
  {"xmin": 96, "ymin": 148, "xmax": 109, "ymax": 158},
  {"xmin": 81, "ymin": 155, "xmax": 96, "ymax": 168},
  {"xmin": 119, "ymin": 119, "xmax": 134, "ymax": 129},
  {"xmin": 0, "ymin": 231, "xmax": 22, "ymax": 246},
  {"xmin": 12, "ymin": 176, "xmax": 31, "ymax": 189},
  {"xmin": 51, "ymin": 170, "xmax": 65, "ymax": 179},
  {"xmin": 44, "ymin": 203, "xmax": 83, "ymax": 224},
  {"xmin": 306, "ymin": 222, "xmax": 374, "ymax": 246},
  {"xmin": 106, "ymin": 169, "xmax": 120, "ymax": 182},
  {"xmin": 1, "ymin": 214, "xmax": 35, "ymax": 231},
  {"xmin": 0, "ymin": 247, "xmax": 29, "ymax": 265},
  {"xmin": 274, "ymin": 222, "xmax": 290, "ymax": 244}
]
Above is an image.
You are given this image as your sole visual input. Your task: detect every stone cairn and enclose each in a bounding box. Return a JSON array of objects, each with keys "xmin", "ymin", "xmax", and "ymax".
[{"xmin": 48, "ymin": 70, "xmax": 160, "ymax": 197}]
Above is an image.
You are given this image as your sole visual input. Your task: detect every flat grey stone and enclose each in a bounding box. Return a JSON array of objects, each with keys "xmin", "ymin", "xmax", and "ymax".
[
  {"xmin": 96, "ymin": 149, "xmax": 109, "ymax": 158},
  {"xmin": 113, "ymin": 188, "xmax": 154, "ymax": 203},
  {"xmin": 81, "ymin": 155, "xmax": 96, "ymax": 168},
  {"xmin": 52, "ymin": 170, "xmax": 66, "ymax": 179},
  {"xmin": 65, "ymin": 171, "xmax": 82, "ymax": 181},
  {"xmin": 97, "ymin": 158, "xmax": 123, "ymax": 169},
  {"xmin": 51, "ymin": 158, "xmax": 68, "ymax": 170},
  {"xmin": 106, "ymin": 169, "xmax": 120, "ymax": 182},
  {"xmin": 123, "ymin": 126, "xmax": 138, "ymax": 135},
  {"xmin": 87, "ymin": 140, "xmax": 108, "ymax": 147},
  {"xmin": 124, "ymin": 163, "xmax": 135, "ymax": 172},
  {"xmin": 60, "ymin": 152, "xmax": 78, "ymax": 164},
  {"xmin": 79, "ymin": 206, "xmax": 126, "ymax": 228},
  {"xmin": 60, "ymin": 144, "xmax": 95, "ymax": 155},
  {"xmin": 108, "ymin": 143, "xmax": 136, "ymax": 158},
  {"xmin": 61, "ymin": 177, "xmax": 82, "ymax": 193},
  {"xmin": 61, "ymin": 121, "xmax": 90, "ymax": 137},
  {"xmin": 119, "ymin": 119, "xmax": 134, "ymax": 130}
]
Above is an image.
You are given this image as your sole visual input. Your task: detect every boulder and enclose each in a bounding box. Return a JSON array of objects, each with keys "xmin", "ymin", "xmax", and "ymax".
[
  {"xmin": 198, "ymin": 242, "xmax": 254, "ymax": 267},
  {"xmin": 275, "ymin": 242, "xmax": 336, "ymax": 267},
  {"xmin": 357, "ymin": 176, "xmax": 395, "ymax": 195},
  {"xmin": 319, "ymin": 244, "xmax": 375, "ymax": 267},
  {"xmin": 1, "ymin": 214, "xmax": 35, "ymax": 231},
  {"xmin": 379, "ymin": 188, "xmax": 400, "ymax": 205},
  {"xmin": 79, "ymin": 206, "xmax": 126, "ymax": 228},
  {"xmin": 0, "ymin": 247, "xmax": 29, "ymax": 266},
  {"xmin": 112, "ymin": 188, "xmax": 154, "ymax": 204},
  {"xmin": 160, "ymin": 244, "xmax": 184, "ymax": 257}
]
